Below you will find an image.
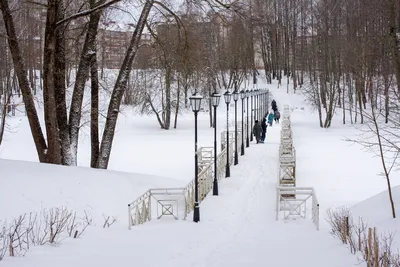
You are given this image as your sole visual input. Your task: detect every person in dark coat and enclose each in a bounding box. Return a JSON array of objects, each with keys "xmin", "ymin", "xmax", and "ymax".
[
  {"xmin": 253, "ymin": 120, "xmax": 263, "ymax": 143},
  {"xmin": 261, "ymin": 116, "xmax": 267, "ymax": 141},
  {"xmin": 271, "ymin": 99, "xmax": 277, "ymax": 112},
  {"xmin": 274, "ymin": 110, "xmax": 281, "ymax": 123}
]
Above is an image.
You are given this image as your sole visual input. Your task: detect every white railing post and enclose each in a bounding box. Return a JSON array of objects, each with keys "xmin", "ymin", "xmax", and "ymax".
[
  {"xmin": 128, "ymin": 204, "xmax": 132, "ymax": 230},
  {"xmin": 276, "ymin": 105, "xmax": 319, "ymax": 230},
  {"xmin": 276, "ymin": 187, "xmax": 280, "ymax": 220}
]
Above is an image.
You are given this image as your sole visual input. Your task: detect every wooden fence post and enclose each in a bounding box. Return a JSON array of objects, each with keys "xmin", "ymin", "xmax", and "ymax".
[
  {"xmin": 368, "ymin": 227, "xmax": 372, "ymax": 267},
  {"xmin": 373, "ymin": 227, "xmax": 379, "ymax": 267}
]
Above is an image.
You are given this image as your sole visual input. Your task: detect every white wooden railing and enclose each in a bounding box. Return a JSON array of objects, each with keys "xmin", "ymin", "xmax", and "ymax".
[
  {"xmin": 128, "ymin": 190, "xmax": 152, "ymax": 228},
  {"xmin": 278, "ymin": 109, "xmax": 296, "ymax": 186},
  {"xmin": 128, "ymin": 125, "xmax": 240, "ymax": 229},
  {"xmin": 276, "ymin": 186, "xmax": 320, "ymax": 230},
  {"xmin": 275, "ymin": 104, "xmax": 320, "ymax": 230}
]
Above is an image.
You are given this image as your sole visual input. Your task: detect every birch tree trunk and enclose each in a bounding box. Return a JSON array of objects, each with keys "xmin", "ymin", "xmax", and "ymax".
[
  {"xmin": 54, "ymin": 0, "xmax": 74, "ymax": 165},
  {"xmin": 69, "ymin": 0, "xmax": 105, "ymax": 165},
  {"xmin": 97, "ymin": 0, "xmax": 154, "ymax": 169}
]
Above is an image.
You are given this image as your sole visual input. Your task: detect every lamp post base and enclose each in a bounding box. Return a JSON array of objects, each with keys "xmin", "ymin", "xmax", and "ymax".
[
  {"xmin": 225, "ymin": 164, "xmax": 230, "ymax": 177},
  {"xmin": 241, "ymin": 143, "xmax": 245, "ymax": 156},
  {"xmin": 213, "ymin": 179, "xmax": 218, "ymax": 195},
  {"xmin": 234, "ymin": 151, "xmax": 238, "ymax": 165},
  {"xmin": 193, "ymin": 203, "xmax": 200, "ymax": 222},
  {"xmin": 246, "ymin": 137, "xmax": 250, "ymax": 147}
]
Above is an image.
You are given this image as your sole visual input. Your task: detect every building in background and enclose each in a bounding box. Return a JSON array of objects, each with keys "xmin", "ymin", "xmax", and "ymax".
[{"xmin": 98, "ymin": 21, "xmax": 152, "ymax": 70}]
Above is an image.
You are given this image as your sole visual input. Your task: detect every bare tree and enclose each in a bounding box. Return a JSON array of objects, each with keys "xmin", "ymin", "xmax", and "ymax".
[{"xmin": 346, "ymin": 82, "xmax": 399, "ymax": 218}]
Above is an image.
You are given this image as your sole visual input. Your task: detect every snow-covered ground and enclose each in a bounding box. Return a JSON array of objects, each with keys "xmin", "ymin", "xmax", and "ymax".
[
  {"xmin": 271, "ymin": 88, "xmax": 400, "ymax": 216},
  {"xmin": 0, "ymin": 159, "xmax": 183, "ymax": 224},
  {"xmin": 0, "ymin": 98, "xmax": 230, "ymax": 182},
  {"xmin": 1, "ymin": 116, "xmax": 358, "ymax": 267},
  {"xmin": 1, "ymin": 77, "xmax": 399, "ymax": 266},
  {"xmin": 351, "ymin": 186, "xmax": 400, "ymax": 251}
]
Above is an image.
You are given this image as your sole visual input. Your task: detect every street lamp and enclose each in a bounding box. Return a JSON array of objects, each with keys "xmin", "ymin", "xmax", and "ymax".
[
  {"xmin": 223, "ymin": 90, "xmax": 231, "ymax": 178},
  {"xmin": 240, "ymin": 89, "xmax": 246, "ymax": 156},
  {"xmin": 250, "ymin": 89, "xmax": 254, "ymax": 142},
  {"xmin": 233, "ymin": 87, "xmax": 239, "ymax": 166},
  {"xmin": 189, "ymin": 92, "xmax": 203, "ymax": 223},
  {"xmin": 211, "ymin": 92, "xmax": 221, "ymax": 196},
  {"xmin": 245, "ymin": 89, "xmax": 250, "ymax": 148}
]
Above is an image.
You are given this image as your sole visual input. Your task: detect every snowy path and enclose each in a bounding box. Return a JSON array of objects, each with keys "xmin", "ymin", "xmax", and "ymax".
[{"xmin": 4, "ymin": 124, "xmax": 358, "ymax": 267}]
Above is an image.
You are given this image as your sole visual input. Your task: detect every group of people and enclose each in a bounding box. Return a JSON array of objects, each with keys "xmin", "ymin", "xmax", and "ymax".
[{"xmin": 252, "ymin": 99, "xmax": 281, "ymax": 144}]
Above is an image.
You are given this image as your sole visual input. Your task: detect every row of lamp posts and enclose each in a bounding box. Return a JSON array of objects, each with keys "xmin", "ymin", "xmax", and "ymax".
[{"xmin": 189, "ymin": 88, "xmax": 268, "ymax": 223}]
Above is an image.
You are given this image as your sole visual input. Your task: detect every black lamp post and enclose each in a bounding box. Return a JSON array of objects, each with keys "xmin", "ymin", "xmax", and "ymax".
[
  {"xmin": 189, "ymin": 92, "xmax": 203, "ymax": 223},
  {"xmin": 263, "ymin": 90, "xmax": 266, "ymax": 117},
  {"xmin": 260, "ymin": 90, "xmax": 263, "ymax": 120},
  {"xmin": 211, "ymin": 92, "xmax": 221, "ymax": 196},
  {"xmin": 245, "ymin": 89, "xmax": 250, "ymax": 148},
  {"xmin": 250, "ymin": 89, "xmax": 254, "ymax": 142},
  {"xmin": 223, "ymin": 90, "xmax": 231, "ymax": 178},
  {"xmin": 257, "ymin": 90, "xmax": 265, "ymax": 119},
  {"xmin": 240, "ymin": 89, "xmax": 245, "ymax": 156},
  {"xmin": 233, "ymin": 88, "xmax": 239, "ymax": 166},
  {"xmin": 256, "ymin": 89, "xmax": 259, "ymax": 121}
]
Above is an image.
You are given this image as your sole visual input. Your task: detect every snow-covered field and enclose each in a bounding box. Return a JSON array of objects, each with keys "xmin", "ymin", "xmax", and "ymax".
[
  {"xmin": 0, "ymin": 159, "xmax": 183, "ymax": 224},
  {"xmin": 271, "ymin": 88, "xmax": 400, "ymax": 215},
  {"xmin": 1, "ymin": 77, "xmax": 399, "ymax": 266}
]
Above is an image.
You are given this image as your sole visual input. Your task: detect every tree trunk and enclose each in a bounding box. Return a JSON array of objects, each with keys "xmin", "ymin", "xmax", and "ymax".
[
  {"xmin": 173, "ymin": 76, "xmax": 180, "ymax": 129},
  {"xmin": 69, "ymin": 0, "xmax": 105, "ymax": 165},
  {"xmin": 371, "ymin": 97, "xmax": 396, "ymax": 219},
  {"xmin": 54, "ymin": 0, "xmax": 73, "ymax": 165},
  {"xmin": 90, "ymin": 44, "xmax": 100, "ymax": 168},
  {"xmin": 261, "ymin": 26, "xmax": 272, "ymax": 84},
  {"xmin": 43, "ymin": 0, "xmax": 62, "ymax": 164},
  {"xmin": 384, "ymin": 74, "xmax": 389, "ymax": 123},
  {"xmin": 342, "ymin": 75, "xmax": 346, "ymax": 124},
  {"xmin": 164, "ymin": 66, "xmax": 171, "ymax": 130},
  {"xmin": 97, "ymin": 0, "xmax": 154, "ymax": 169},
  {"xmin": 388, "ymin": 0, "xmax": 400, "ymax": 95},
  {"xmin": 0, "ymin": 0, "xmax": 48, "ymax": 162},
  {"xmin": 0, "ymin": 90, "xmax": 11, "ymax": 145}
]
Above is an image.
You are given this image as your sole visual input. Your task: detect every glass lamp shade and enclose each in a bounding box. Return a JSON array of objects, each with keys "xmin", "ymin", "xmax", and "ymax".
[
  {"xmin": 240, "ymin": 89, "xmax": 246, "ymax": 100},
  {"xmin": 210, "ymin": 92, "xmax": 221, "ymax": 107},
  {"xmin": 245, "ymin": 89, "xmax": 250, "ymax": 98},
  {"xmin": 233, "ymin": 90, "xmax": 239, "ymax": 101},
  {"xmin": 223, "ymin": 90, "xmax": 231, "ymax": 104},
  {"xmin": 189, "ymin": 92, "xmax": 203, "ymax": 112}
]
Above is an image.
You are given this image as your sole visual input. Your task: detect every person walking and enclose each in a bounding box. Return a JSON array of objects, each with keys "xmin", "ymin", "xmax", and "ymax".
[
  {"xmin": 274, "ymin": 110, "xmax": 280, "ymax": 123},
  {"xmin": 267, "ymin": 111, "xmax": 275, "ymax": 126},
  {"xmin": 271, "ymin": 99, "xmax": 277, "ymax": 112},
  {"xmin": 261, "ymin": 116, "xmax": 267, "ymax": 142},
  {"xmin": 253, "ymin": 120, "xmax": 263, "ymax": 143}
]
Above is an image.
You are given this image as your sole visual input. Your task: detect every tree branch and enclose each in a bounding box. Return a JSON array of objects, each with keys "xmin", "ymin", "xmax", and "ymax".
[{"xmin": 56, "ymin": 0, "xmax": 121, "ymax": 27}]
